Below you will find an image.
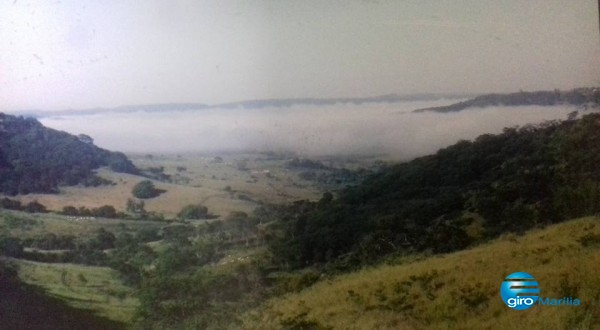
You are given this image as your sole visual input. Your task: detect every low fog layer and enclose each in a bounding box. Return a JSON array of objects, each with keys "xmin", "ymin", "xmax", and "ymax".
[{"xmin": 39, "ymin": 101, "xmax": 586, "ymax": 160}]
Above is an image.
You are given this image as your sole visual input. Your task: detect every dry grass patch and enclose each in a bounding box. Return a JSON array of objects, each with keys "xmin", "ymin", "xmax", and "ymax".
[{"xmin": 10, "ymin": 151, "xmax": 326, "ymax": 219}]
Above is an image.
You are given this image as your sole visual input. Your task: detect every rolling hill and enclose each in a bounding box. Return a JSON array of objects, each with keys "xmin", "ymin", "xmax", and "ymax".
[{"xmin": 0, "ymin": 113, "xmax": 138, "ymax": 195}]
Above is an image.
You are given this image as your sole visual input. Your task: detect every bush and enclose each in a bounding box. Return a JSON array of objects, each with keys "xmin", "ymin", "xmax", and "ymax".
[
  {"xmin": 92, "ymin": 205, "xmax": 118, "ymax": 218},
  {"xmin": 24, "ymin": 201, "xmax": 47, "ymax": 213},
  {"xmin": 0, "ymin": 198, "xmax": 22, "ymax": 210},
  {"xmin": 177, "ymin": 204, "xmax": 209, "ymax": 220},
  {"xmin": 61, "ymin": 206, "xmax": 79, "ymax": 216},
  {"xmin": 132, "ymin": 180, "xmax": 163, "ymax": 199}
]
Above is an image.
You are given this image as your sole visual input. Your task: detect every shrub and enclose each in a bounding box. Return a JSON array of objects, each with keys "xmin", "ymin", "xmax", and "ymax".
[
  {"xmin": 61, "ymin": 206, "xmax": 79, "ymax": 216},
  {"xmin": 132, "ymin": 180, "xmax": 163, "ymax": 199},
  {"xmin": 177, "ymin": 204, "xmax": 209, "ymax": 220},
  {"xmin": 24, "ymin": 200, "xmax": 47, "ymax": 213}
]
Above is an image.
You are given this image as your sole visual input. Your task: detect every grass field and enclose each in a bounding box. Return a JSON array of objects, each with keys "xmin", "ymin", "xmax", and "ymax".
[
  {"xmin": 9, "ymin": 258, "xmax": 137, "ymax": 324},
  {"xmin": 241, "ymin": 217, "xmax": 600, "ymax": 329},
  {"xmin": 0, "ymin": 210, "xmax": 162, "ymax": 240},
  {"xmin": 10, "ymin": 152, "xmax": 332, "ymax": 219}
]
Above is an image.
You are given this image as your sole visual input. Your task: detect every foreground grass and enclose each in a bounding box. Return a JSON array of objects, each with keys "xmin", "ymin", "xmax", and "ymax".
[
  {"xmin": 242, "ymin": 217, "xmax": 600, "ymax": 329},
  {"xmin": 12, "ymin": 259, "xmax": 137, "ymax": 324}
]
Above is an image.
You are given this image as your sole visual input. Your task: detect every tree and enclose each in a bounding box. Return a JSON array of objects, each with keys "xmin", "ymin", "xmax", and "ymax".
[
  {"xmin": 131, "ymin": 180, "xmax": 163, "ymax": 199},
  {"xmin": 92, "ymin": 205, "xmax": 118, "ymax": 218},
  {"xmin": 126, "ymin": 198, "xmax": 146, "ymax": 215},
  {"xmin": 61, "ymin": 206, "xmax": 79, "ymax": 216},
  {"xmin": 90, "ymin": 228, "xmax": 116, "ymax": 250},
  {"xmin": 177, "ymin": 204, "xmax": 209, "ymax": 220},
  {"xmin": 24, "ymin": 200, "xmax": 47, "ymax": 213},
  {"xmin": 0, "ymin": 236, "xmax": 23, "ymax": 257}
]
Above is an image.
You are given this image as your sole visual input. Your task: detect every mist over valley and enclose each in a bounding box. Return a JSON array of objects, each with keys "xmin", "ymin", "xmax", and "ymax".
[{"xmin": 38, "ymin": 100, "xmax": 585, "ymax": 160}]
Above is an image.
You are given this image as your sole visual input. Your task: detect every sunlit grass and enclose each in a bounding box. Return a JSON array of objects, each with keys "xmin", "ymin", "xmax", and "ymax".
[
  {"xmin": 242, "ymin": 217, "xmax": 600, "ymax": 329},
  {"xmin": 13, "ymin": 259, "xmax": 138, "ymax": 324}
]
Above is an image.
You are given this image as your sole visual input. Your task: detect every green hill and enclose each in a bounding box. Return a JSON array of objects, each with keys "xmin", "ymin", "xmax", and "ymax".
[
  {"xmin": 0, "ymin": 113, "xmax": 138, "ymax": 195},
  {"xmin": 243, "ymin": 216, "xmax": 600, "ymax": 329},
  {"xmin": 268, "ymin": 113, "xmax": 600, "ymax": 270}
]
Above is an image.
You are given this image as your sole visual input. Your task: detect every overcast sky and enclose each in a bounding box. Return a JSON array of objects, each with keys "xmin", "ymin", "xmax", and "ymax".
[{"xmin": 1, "ymin": 0, "xmax": 599, "ymax": 111}]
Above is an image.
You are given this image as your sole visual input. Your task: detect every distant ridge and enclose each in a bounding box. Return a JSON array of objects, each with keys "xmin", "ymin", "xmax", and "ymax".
[
  {"xmin": 413, "ymin": 87, "xmax": 600, "ymax": 113},
  {"xmin": 15, "ymin": 93, "xmax": 472, "ymax": 118},
  {"xmin": 214, "ymin": 93, "xmax": 471, "ymax": 109}
]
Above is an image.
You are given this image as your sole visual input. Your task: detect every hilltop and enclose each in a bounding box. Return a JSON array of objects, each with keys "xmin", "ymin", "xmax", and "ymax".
[
  {"xmin": 414, "ymin": 87, "xmax": 600, "ymax": 113},
  {"xmin": 0, "ymin": 113, "xmax": 138, "ymax": 195}
]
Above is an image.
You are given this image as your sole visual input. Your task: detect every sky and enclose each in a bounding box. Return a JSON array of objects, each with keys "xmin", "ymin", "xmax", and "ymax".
[{"xmin": 1, "ymin": 0, "xmax": 599, "ymax": 111}]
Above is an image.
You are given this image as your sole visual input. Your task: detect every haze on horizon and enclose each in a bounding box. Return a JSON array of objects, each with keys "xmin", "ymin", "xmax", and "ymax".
[{"xmin": 1, "ymin": 0, "xmax": 599, "ymax": 112}]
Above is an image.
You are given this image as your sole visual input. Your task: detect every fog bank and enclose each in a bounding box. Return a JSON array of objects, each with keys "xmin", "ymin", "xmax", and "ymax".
[{"xmin": 39, "ymin": 101, "xmax": 586, "ymax": 160}]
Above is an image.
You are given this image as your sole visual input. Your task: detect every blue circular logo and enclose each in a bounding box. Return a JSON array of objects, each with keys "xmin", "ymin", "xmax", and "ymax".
[{"xmin": 500, "ymin": 272, "xmax": 539, "ymax": 310}]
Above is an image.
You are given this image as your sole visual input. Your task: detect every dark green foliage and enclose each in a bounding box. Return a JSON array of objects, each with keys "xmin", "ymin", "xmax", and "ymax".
[
  {"xmin": 268, "ymin": 114, "xmax": 600, "ymax": 269},
  {"xmin": 106, "ymin": 152, "xmax": 138, "ymax": 174},
  {"xmin": 416, "ymin": 87, "xmax": 600, "ymax": 113},
  {"xmin": 108, "ymin": 232, "xmax": 158, "ymax": 287},
  {"xmin": 177, "ymin": 204, "xmax": 209, "ymax": 219},
  {"xmin": 0, "ymin": 199, "xmax": 48, "ymax": 214},
  {"xmin": 0, "ymin": 198, "xmax": 22, "ymax": 210},
  {"xmin": 28, "ymin": 233, "xmax": 76, "ymax": 250},
  {"xmin": 0, "ymin": 235, "xmax": 23, "ymax": 257},
  {"xmin": 91, "ymin": 205, "xmax": 118, "ymax": 218},
  {"xmin": 126, "ymin": 198, "xmax": 146, "ymax": 215},
  {"xmin": 142, "ymin": 166, "xmax": 171, "ymax": 181},
  {"xmin": 131, "ymin": 180, "xmax": 163, "ymax": 199},
  {"xmin": 61, "ymin": 206, "xmax": 78, "ymax": 216},
  {"xmin": 135, "ymin": 265, "xmax": 265, "ymax": 329},
  {"xmin": 59, "ymin": 204, "xmax": 120, "ymax": 218},
  {"xmin": 1, "ymin": 214, "xmax": 39, "ymax": 230},
  {"xmin": 89, "ymin": 228, "xmax": 116, "ymax": 250},
  {"xmin": 0, "ymin": 113, "xmax": 138, "ymax": 195},
  {"xmin": 23, "ymin": 200, "xmax": 47, "ymax": 213}
]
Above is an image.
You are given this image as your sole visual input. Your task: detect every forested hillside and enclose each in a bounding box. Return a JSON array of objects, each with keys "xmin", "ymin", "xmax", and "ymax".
[
  {"xmin": 0, "ymin": 113, "xmax": 138, "ymax": 195},
  {"xmin": 414, "ymin": 87, "xmax": 600, "ymax": 113},
  {"xmin": 269, "ymin": 113, "xmax": 600, "ymax": 269}
]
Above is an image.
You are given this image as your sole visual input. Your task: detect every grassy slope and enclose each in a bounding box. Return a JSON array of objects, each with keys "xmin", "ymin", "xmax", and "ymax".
[
  {"xmin": 0, "ymin": 274, "xmax": 126, "ymax": 330},
  {"xmin": 242, "ymin": 217, "xmax": 600, "ymax": 329},
  {"xmin": 12, "ymin": 259, "xmax": 137, "ymax": 324}
]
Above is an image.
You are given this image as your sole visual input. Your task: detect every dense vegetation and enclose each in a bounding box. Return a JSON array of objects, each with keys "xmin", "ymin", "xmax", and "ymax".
[
  {"xmin": 268, "ymin": 113, "xmax": 600, "ymax": 269},
  {"xmin": 415, "ymin": 87, "xmax": 600, "ymax": 113},
  {"xmin": 131, "ymin": 180, "xmax": 164, "ymax": 199},
  {"xmin": 0, "ymin": 113, "xmax": 138, "ymax": 195},
  {"xmin": 177, "ymin": 203, "xmax": 210, "ymax": 219}
]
